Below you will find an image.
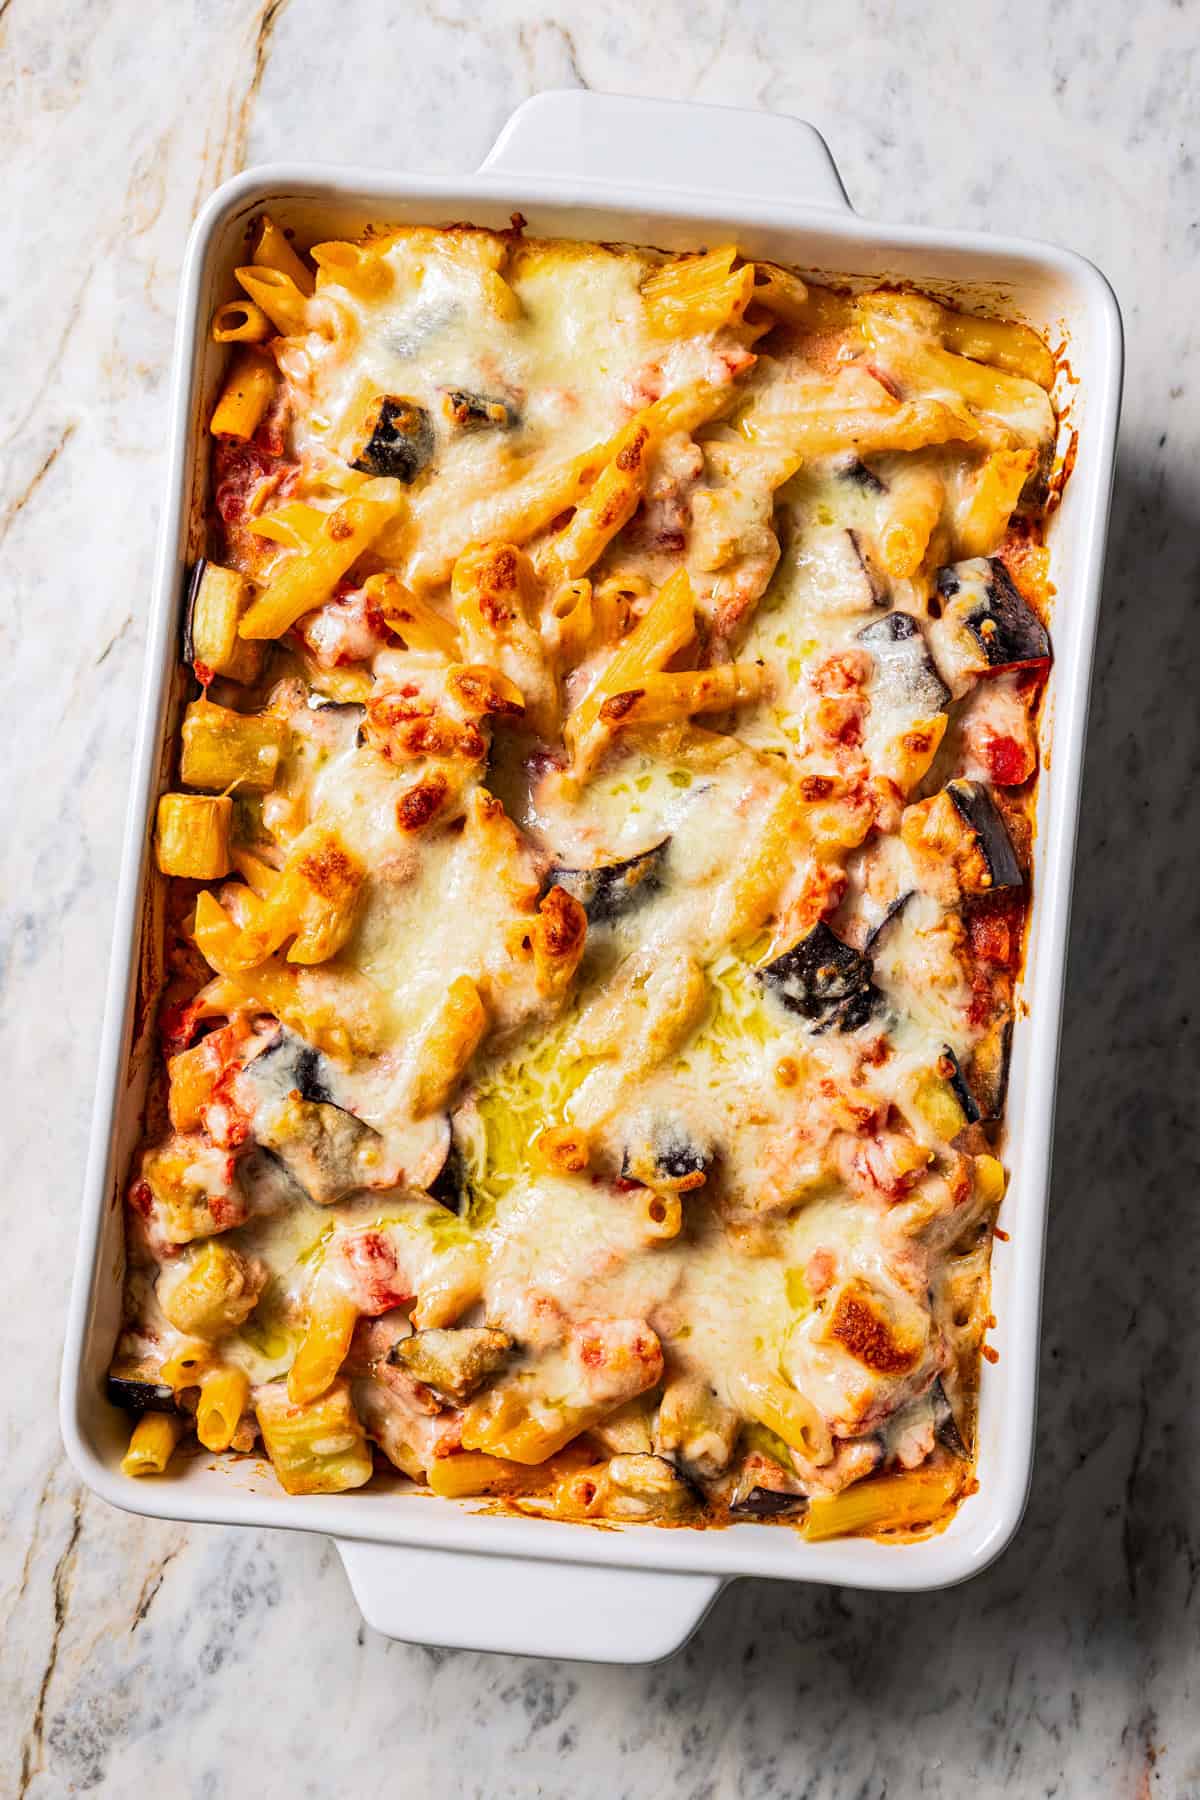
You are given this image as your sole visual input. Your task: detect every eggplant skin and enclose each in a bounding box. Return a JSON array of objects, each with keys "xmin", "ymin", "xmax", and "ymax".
[
  {"xmin": 836, "ymin": 455, "xmax": 887, "ymax": 495},
  {"xmin": 621, "ymin": 1119, "xmax": 713, "ymax": 1188},
  {"xmin": 443, "ymin": 389, "xmax": 519, "ymax": 431},
  {"xmin": 757, "ymin": 920, "xmax": 881, "ymax": 1034},
  {"xmin": 352, "ymin": 397, "xmax": 435, "ymax": 483},
  {"xmin": 966, "ymin": 1014, "xmax": 1013, "ymax": 1121},
  {"xmin": 941, "ymin": 1045, "xmax": 983, "ymax": 1125},
  {"xmin": 107, "ymin": 1375, "xmax": 179, "ymax": 1415},
  {"xmin": 254, "ymin": 1030, "xmax": 335, "ymax": 1106},
  {"xmin": 428, "ymin": 1138, "xmax": 472, "ymax": 1215},
  {"xmin": 729, "ymin": 1486, "xmax": 808, "ymax": 1519},
  {"xmin": 930, "ymin": 1377, "xmax": 970, "ymax": 1459},
  {"xmin": 181, "ymin": 558, "xmax": 206, "ymax": 665},
  {"xmin": 946, "ymin": 780, "xmax": 1023, "ymax": 891},
  {"xmin": 936, "ymin": 557, "xmax": 1050, "ymax": 671},
  {"xmin": 857, "ymin": 610, "xmax": 951, "ymax": 712},
  {"xmin": 864, "ymin": 889, "xmax": 914, "ymax": 953},
  {"xmin": 549, "ymin": 838, "xmax": 670, "ymax": 925}
]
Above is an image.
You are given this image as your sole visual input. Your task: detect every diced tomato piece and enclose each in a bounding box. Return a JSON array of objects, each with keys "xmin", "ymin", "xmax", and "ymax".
[{"xmin": 984, "ymin": 734, "xmax": 1031, "ymax": 786}]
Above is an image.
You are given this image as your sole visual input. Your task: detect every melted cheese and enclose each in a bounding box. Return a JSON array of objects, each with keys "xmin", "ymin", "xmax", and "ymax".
[{"xmin": 115, "ymin": 224, "xmax": 1058, "ymax": 1534}]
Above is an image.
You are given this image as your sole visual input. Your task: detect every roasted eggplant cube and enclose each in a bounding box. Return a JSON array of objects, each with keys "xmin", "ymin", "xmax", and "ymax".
[
  {"xmin": 351, "ymin": 396, "xmax": 434, "ymax": 483},
  {"xmin": 966, "ymin": 1013, "xmax": 1013, "ymax": 1121},
  {"xmin": 930, "ymin": 1376, "xmax": 970, "ymax": 1459},
  {"xmin": 389, "ymin": 1327, "xmax": 512, "ymax": 1404},
  {"xmin": 621, "ymin": 1118, "xmax": 713, "ymax": 1193},
  {"xmin": 251, "ymin": 1029, "xmax": 336, "ymax": 1107},
  {"xmin": 864, "ymin": 889, "xmax": 914, "ymax": 953},
  {"xmin": 107, "ymin": 1375, "xmax": 179, "ymax": 1416},
  {"xmin": 941, "ymin": 1046, "xmax": 982, "ymax": 1126},
  {"xmin": 256, "ymin": 1093, "xmax": 378, "ymax": 1206},
  {"xmin": 858, "ymin": 611, "xmax": 950, "ymax": 714},
  {"xmin": 946, "ymin": 780, "xmax": 1023, "ymax": 892},
  {"xmin": 442, "ymin": 389, "xmax": 518, "ymax": 432},
  {"xmin": 757, "ymin": 920, "xmax": 881, "ymax": 1033},
  {"xmin": 729, "ymin": 1484, "xmax": 808, "ymax": 1519},
  {"xmin": 549, "ymin": 838, "xmax": 669, "ymax": 926},
  {"xmin": 932, "ymin": 557, "xmax": 1050, "ymax": 684}
]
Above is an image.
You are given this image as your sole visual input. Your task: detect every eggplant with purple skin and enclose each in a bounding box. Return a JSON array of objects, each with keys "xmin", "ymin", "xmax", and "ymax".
[
  {"xmin": 836, "ymin": 455, "xmax": 887, "ymax": 495},
  {"xmin": 240, "ymin": 1030, "xmax": 382, "ymax": 1206},
  {"xmin": 864, "ymin": 888, "xmax": 914, "ymax": 953},
  {"xmin": 729, "ymin": 1451, "xmax": 808, "ymax": 1519},
  {"xmin": 757, "ymin": 920, "xmax": 881, "ymax": 1033},
  {"xmin": 428, "ymin": 1137, "xmax": 472, "ymax": 1215},
  {"xmin": 107, "ymin": 1374, "xmax": 179, "ymax": 1415},
  {"xmin": 352, "ymin": 396, "xmax": 435, "ymax": 483},
  {"xmin": 250, "ymin": 1028, "xmax": 337, "ymax": 1107},
  {"xmin": 857, "ymin": 611, "xmax": 950, "ymax": 715},
  {"xmin": 729, "ymin": 1484, "xmax": 808, "ymax": 1519},
  {"xmin": 789, "ymin": 527, "xmax": 886, "ymax": 617},
  {"xmin": 442, "ymin": 389, "xmax": 519, "ymax": 432},
  {"xmin": 930, "ymin": 1376, "xmax": 970, "ymax": 1459},
  {"xmin": 966, "ymin": 1013, "xmax": 1013, "ymax": 1121},
  {"xmin": 928, "ymin": 557, "xmax": 1050, "ymax": 696},
  {"xmin": 941, "ymin": 1044, "xmax": 982, "ymax": 1126},
  {"xmin": 549, "ymin": 837, "xmax": 669, "ymax": 926},
  {"xmin": 945, "ymin": 780, "xmax": 1023, "ymax": 892},
  {"xmin": 621, "ymin": 1115, "xmax": 714, "ymax": 1192}
]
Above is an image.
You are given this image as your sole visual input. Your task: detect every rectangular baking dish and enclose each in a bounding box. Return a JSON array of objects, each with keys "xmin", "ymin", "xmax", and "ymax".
[{"xmin": 61, "ymin": 90, "xmax": 1122, "ymax": 1664}]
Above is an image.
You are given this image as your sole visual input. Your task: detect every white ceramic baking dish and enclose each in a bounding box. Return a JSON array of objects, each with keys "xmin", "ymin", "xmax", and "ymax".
[{"xmin": 60, "ymin": 90, "xmax": 1122, "ymax": 1664}]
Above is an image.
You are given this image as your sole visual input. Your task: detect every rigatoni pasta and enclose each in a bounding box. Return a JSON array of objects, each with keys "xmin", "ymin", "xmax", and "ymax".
[{"xmin": 109, "ymin": 215, "xmax": 1061, "ymax": 1542}]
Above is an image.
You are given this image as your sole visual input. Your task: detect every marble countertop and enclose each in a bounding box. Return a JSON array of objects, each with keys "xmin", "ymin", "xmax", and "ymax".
[{"xmin": 4, "ymin": 0, "xmax": 1198, "ymax": 1793}]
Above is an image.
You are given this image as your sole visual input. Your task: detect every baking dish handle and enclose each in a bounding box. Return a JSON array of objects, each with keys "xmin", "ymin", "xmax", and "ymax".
[
  {"xmin": 335, "ymin": 1536, "xmax": 724, "ymax": 1662},
  {"xmin": 479, "ymin": 90, "xmax": 851, "ymax": 211}
]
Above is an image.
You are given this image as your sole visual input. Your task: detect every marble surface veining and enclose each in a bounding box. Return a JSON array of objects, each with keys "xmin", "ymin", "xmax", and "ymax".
[{"xmin": 3, "ymin": 0, "xmax": 1199, "ymax": 1794}]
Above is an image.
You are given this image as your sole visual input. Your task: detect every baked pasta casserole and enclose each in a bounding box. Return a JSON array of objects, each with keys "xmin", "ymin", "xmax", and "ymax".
[{"xmin": 110, "ymin": 215, "xmax": 1060, "ymax": 1539}]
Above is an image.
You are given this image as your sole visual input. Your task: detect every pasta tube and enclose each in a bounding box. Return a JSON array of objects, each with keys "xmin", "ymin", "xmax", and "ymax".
[
  {"xmin": 196, "ymin": 1367, "xmax": 251, "ymax": 1453},
  {"xmin": 251, "ymin": 215, "xmax": 315, "ymax": 296},
  {"xmin": 209, "ymin": 348, "xmax": 276, "ymax": 441},
  {"xmin": 238, "ymin": 488, "xmax": 404, "ymax": 640},
  {"xmin": 288, "ymin": 1288, "xmax": 360, "ymax": 1405},
  {"xmin": 804, "ymin": 1462, "xmax": 963, "ymax": 1540},
  {"xmin": 411, "ymin": 976, "xmax": 489, "ymax": 1118},
  {"xmin": 211, "ymin": 300, "xmax": 272, "ymax": 344},
  {"xmin": 234, "ymin": 265, "xmax": 310, "ymax": 338},
  {"xmin": 597, "ymin": 660, "xmax": 769, "ymax": 730},
  {"xmin": 121, "ymin": 1413, "xmax": 185, "ymax": 1478},
  {"xmin": 565, "ymin": 568, "xmax": 696, "ymax": 777}
]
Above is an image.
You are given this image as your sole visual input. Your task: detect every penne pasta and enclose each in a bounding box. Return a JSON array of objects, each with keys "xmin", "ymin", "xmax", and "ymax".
[
  {"xmin": 212, "ymin": 299, "xmax": 273, "ymax": 344},
  {"xmin": 288, "ymin": 1288, "xmax": 359, "ymax": 1405},
  {"xmin": 803, "ymin": 1462, "xmax": 963, "ymax": 1540},
  {"xmin": 641, "ymin": 245, "xmax": 755, "ymax": 335},
  {"xmin": 251, "ymin": 215, "xmax": 315, "ymax": 296},
  {"xmin": 234, "ymin": 264, "xmax": 311, "ymax": 338},
  {"xmin": 121, "ymin": 1413, "xmax": 186, "ymax": 1478},
  {"xmin": 411, "ymin": 975, "xmax": 489, "ymax": 1117},
  {"xmin": 564, "ymin": 568, "xmax": 697, "ymax": 777},
  {"xmin": 364, "ymin": 571, "xmax": 459, "ymax": 657},
  {"xmin": 956, "ymin": 447, "xmax": 1036, "ymax": 558},
  {"xmin": 598, "ymin": 660, "xmax": 770, "ymax": 730},
  {"xmin": 209, "ymin": 347, "xmax": 276, "ymax": 441},
  {"xmin": 196, "ymin": 1367, "xmax": 251, "ymax": 1453},
  {"xmin": 879, "ymin": 465, "xmax": 945, "ymax": 579},
  {"xmin": 238, "ymin": 486, "xmax": 404, "ymax": 639}
]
